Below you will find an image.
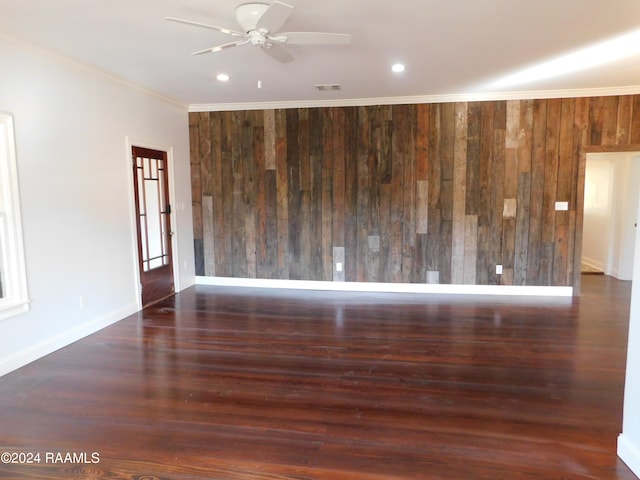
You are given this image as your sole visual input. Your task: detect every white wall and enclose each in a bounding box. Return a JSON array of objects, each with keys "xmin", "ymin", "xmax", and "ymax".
[
  {"xmin": 619, "ymin": 191, "xmax": 640, "ymax": 477},
  {"xmin": 0, "ymin": 34, "xmax": 194, "ymax": 376},
  {"xmin": 583, "ymin": 156, "xmax": 614, "ymax": 271},
  {"xmin": 616, "ymin": 156, "xmax": 640, "ymax": 280}
]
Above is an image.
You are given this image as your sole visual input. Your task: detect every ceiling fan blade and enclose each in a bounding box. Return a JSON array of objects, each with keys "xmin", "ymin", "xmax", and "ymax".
[
  {"xmin": 164, "ymin": 17, "xmax": 245, "ymax": 37},
  {"xmin": 256, "ymin": 1, "xmax": 293, "ymax": 33},
  {"xmin": 277, "ymin": 32, "xmax": 352, "ymax": 45},
  {"xmin": 262, "ymin": 43, "xmax": 294, "ymax": 63},
  {"xmin": 191, "ymin": 40, "xmax": 248, "ymax": 56}
]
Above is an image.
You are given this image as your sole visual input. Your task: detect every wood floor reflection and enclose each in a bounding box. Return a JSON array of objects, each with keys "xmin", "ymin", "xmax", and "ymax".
[{"xmin": 0, "ymin": 275, "xmax": 636, "ymax": 479}]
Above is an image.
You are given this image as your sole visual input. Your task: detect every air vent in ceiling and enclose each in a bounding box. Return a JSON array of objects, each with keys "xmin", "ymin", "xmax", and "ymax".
[{"xmin": 315, "ymin": 84, "xmax": 341, "ymax": 92}]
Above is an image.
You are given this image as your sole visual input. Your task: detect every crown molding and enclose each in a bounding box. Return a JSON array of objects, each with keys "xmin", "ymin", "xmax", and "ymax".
[
  {"xmin": 0, "ymin": 31, "xmax": 187, "ymax": 110},
  {"xmin": 189, "ymin": 85, "xmax": 640, "ymax": 112}
]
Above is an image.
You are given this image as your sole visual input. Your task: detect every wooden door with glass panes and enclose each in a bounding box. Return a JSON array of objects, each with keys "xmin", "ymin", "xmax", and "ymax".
[{"xmin": 131, "ymin": 146, "xmax": 174, "ymax": 307}]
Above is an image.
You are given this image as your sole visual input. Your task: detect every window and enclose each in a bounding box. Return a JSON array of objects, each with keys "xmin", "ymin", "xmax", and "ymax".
[{"xmin": 0, "ymin": 112, "xmax": 29, "ymax": 320}]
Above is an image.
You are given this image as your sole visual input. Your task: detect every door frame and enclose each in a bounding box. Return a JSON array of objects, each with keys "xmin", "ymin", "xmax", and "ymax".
[
  {"xmin": 126, "ymin": 138, "xmax": 179, "ymax": 309},
  {"xmin": 575, "ymin": 144, "xmax": 640, "ymax": 295}
]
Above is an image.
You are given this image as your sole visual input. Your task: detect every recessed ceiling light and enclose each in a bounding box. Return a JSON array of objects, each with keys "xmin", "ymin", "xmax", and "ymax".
[
  {"xmin": 216, "ymin": 73, "xmax": 230, "ymax": 82},
  {"xmin": 392, "ymin": 63, "xmax": 406, "ymax": 73}
]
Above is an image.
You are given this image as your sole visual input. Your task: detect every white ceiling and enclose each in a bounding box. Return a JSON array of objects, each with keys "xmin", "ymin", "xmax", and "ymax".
[{"xmin": 1, "ymin": 0, "xmax": 640, "ymax": 108}]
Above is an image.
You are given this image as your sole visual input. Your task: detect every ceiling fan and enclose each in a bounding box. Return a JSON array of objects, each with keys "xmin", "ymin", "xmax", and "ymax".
[{"xmin": 165, "ymin": 1, "xmax": 352, "ymax": 63}]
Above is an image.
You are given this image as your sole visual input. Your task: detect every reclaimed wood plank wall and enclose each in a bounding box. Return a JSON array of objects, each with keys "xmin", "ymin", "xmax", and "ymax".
[{"xmin": 190, "ymin": 95, "xmax": 640, "ymax": 286}]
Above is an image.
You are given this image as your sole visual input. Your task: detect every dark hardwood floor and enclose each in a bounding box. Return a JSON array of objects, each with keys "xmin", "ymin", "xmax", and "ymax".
[{"xmin": 0, "ymin": 275, "xmax": 637, "ymax": 479}]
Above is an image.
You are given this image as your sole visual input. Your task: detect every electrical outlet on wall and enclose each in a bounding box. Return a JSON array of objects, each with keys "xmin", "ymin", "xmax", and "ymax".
[
  {"xmin": 496, "ymin": 265, "xmax": 503, "ymax": 275},
  {"xmin": 336, "ymin": 262, "xmax": 343, "ymax": 272}
]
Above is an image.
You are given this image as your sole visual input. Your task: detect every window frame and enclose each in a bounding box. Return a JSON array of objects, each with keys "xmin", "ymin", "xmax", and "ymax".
[{"xmin": 0, "ymin": 112, "xmax": 29, "ymax": 320}]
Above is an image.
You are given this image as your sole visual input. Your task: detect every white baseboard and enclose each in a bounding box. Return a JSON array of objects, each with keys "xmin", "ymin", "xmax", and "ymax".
[
  {"xmin": 619, "ymin": 434, "xmax": 640, "ymax": 478},
  {"xmin": 581, "ymin": 256, "xmax": 604, "ymax": 271},
  {"xmin": 196, "ymin": 276, "xmax": 573, "ymax": 297},
  {"xmin": 0, "ymin": 303, "xmax": 139, "ymax": 378}
]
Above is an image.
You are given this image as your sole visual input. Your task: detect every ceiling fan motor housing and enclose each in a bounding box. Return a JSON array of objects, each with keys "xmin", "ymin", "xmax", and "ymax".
[{"xmin": 249, "ymin": 30, "xmax": 270, "ymax": 47}]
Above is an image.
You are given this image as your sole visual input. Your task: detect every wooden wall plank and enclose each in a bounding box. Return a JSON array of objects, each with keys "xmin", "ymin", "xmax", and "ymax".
[
  {"xmin": 219, "ymin": 112, "xmax": 234, "ymax": 277},
  {"xmin": 439, "ymin": 178, "xmax": 453, "ymax": 285},
  {"xmin": 401, "ymin": 105, "xmax": 417, "ymax": 283},
  {"xmin": 540, "ymin": 99, "xmax": 561, "ymax": 285},
  {"xmin": 309, "ymin": 108, "xmax": 324, "ymax": 280},
  {"xmin": 589, "ymin": 96, "xmax": 604, "ymax": 145},
  {"xmin": 451, "ymin": 102, "xmax": 469, "ymax": 284},
  {"xmin": 502, "ymin": 217, "xmax": 515, "ymax": 285},
  {"xmin": 297, "ymin": 109, "xmax": 311, "ymax": 279},
  {"xmin": 463, "ymin": 215, "xmax": 478, "ymax": 284},
  {"xmin": 367, "ymin": 107, "xmax": 382, "ymax": 261},
  {"xmin": 262, "ymin": 170, "xmax": 278, "ymax": 278},
  {"xmin": 527, "ymin": 99, "xmax": 547, "ymax": 285},
  {"xmin": 333, "ymin": 246, "xmax": 345, "ymax": 282},
  {"xmin": 286, "ymin": 109, "xmax": 301, "ymax": 280},
  {"xmin": 553, "ymin": 224, "xmax": 569, "ymax": 286},
  {"xmin": 189, "ymin": 113, "xmax": 204, "ymax": 275},
  {"xmin": 617, "ymin": 96, "xmax": 633, "ymax": 145},
  {"xmin": 514, "ymin": 172, "xmax": 531, "ymax": 285},
  {"xmin": 518, "ymin": 100, "xmax": 533, "ymax": 174},
  {"xmin": 475, "ymin": 102, "xmax": 494, "ymax": 284},
  {"xmin": 416, "ymin": 104, "xmax": 430, "ymax": 181},
  {"xmin": 202, "ymin": 195, "xmax": 215, "ymax": 276},
  {"xmin": 504, "ymin": 100, "xmax": 520, "ymax": 198},
  {"xmin": 344, "ymin": 107, "xmax": 359, "ymax": 282},
  {"xmin": 299, "ymin": 109, "xmax": 311, "ymax": 191},
  {"xmin": 557, "ymin": 98, "xmax": 575, "ymax": 225},
  {"xmin": 416, "ymin": 180, "xmax": 429, "ymax": 235},
  {"xmin": 263, "ymin": 109, "xmax": 276, "ymax": 170},
  {"xmin": 379, "ymin": 182, "xmax": 392, "ymax": 282},
  {"xmin": 427, "ymin": 104, "xmax": 442, "ymax": 275},
  {"xmin": 601, "ymin": 96, "xmax": 620, "ymax": 145},
  {"xmin": 189, "ymin": 113, "xmax": 203, "ymax": 228},
  {"xmin": 199, "ymin": 112, "xmax": 213, "ymax": 197},
  {"xmin": 439, "ymin": 102, "xmax": 456, "ymax": 284},
  {"xmin": 243, "ymin": 112, "xmax": 258, "ymax": 279},
  {"xmin": 332, "ymin": 108, "xmax": 346, "ymax": 253},
  {"xmin": 380, "ymin": 108, "xmax": 393, "ymax": 184},
  {"xmin": 465, "ymin": 103, "xmax": 482, "ymax": 216},
  {"xmin": 321, "ymin": 108, "xmax": 333, "ymax": 281},
  {"xmin": 390, "ymin": 105, "xmax": 406, "ymax": 282},
  {"xmin": 275, "ymin": 109, "xmax": 289, "ymax": 279},
  {"xmin": 490, "ymin": 102, "xmax": 506, "ymax": 285},
  {"xmin": 414, "ymin": 234, "xmax": 427, "ymax": 283},
  {"xmin": 632, "ymin": 96, "xmax": 640, "ymax": 144},
  {"xmin": 356, "ymin": 106, "xmax": 370, "ymax": 282},
  {"xmin": 231, "ymin": 111, "xmax": 247, "ymax": 278},
  {"xmin": 254, "ymin": 117, "xmax": 267, "ymax": 278},
  {"xmin": 256, "ymin": 110, "xmax": 267, "ymax": 270}
]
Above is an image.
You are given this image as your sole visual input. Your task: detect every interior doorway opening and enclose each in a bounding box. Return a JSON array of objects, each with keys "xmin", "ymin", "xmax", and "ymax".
[{"xmin": 582, "ymin": 150, "xmax": 640, "ymax": 281}]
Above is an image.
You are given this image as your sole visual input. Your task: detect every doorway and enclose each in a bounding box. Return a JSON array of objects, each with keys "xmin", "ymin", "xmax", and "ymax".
[
  {"xmin": 131, "ymin": 146, "xmax": 175, "ymax": 307},
  {"xmin": 580, "ymin": 149, "xmax": 640, "ymax": 285}
]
